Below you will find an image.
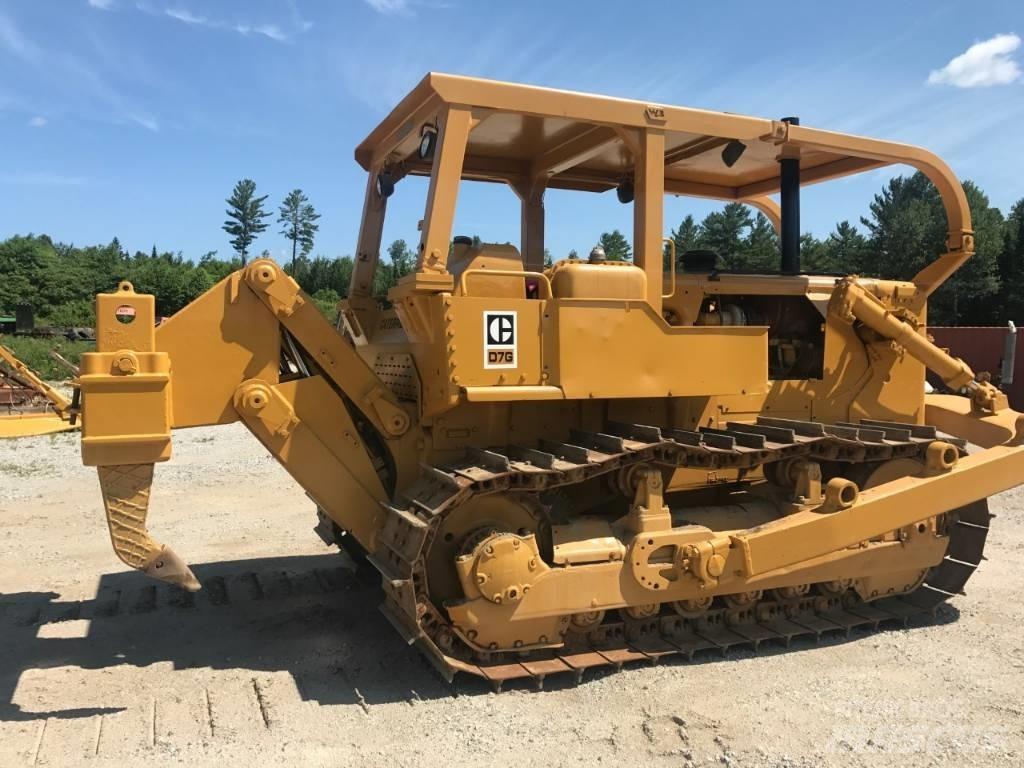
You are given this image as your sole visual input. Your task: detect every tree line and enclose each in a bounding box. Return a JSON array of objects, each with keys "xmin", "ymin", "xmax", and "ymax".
[
  {"xmin": 0, "ymin": 172, "xmax": 1022, "ymax": 327},
  {"xmin": 595, "ymin": 172, "xmax": 1023, "ymax": 326}
]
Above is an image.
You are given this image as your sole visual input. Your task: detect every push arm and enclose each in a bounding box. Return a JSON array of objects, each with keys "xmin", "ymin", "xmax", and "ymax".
[{"xmin": 829, "ymin": 276, "xmax": 1006, "ymax": 412}]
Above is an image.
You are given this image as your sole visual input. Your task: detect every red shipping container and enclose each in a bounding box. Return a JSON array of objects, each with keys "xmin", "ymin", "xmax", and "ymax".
[{"xmin": 928, "ymin": 325, "xmax": 1022, "ymax": 409}]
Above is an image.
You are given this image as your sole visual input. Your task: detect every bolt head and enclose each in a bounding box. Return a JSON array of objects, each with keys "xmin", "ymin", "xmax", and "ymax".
[
  {"xmin": 707, "ymin": 553, "xmax": 726, "ymax": 578},
  {"xmin": 254, "ymin": 265, "xmax": 277, "ymax": 284},
  {"xmin": 114, "ymin": 355, "xmax": 137, "ymax": 374}
]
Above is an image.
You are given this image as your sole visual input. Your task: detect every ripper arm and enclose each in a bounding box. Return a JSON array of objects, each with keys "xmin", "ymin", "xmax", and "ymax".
[{"xmin": 80, "ymin": 261, "xmax": 418, "ymax": 590}]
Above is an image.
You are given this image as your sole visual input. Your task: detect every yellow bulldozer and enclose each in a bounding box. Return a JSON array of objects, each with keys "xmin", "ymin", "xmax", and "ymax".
[{"xmin": 77, "ymin": 74, "xmax": 1024, "ymax": 688}]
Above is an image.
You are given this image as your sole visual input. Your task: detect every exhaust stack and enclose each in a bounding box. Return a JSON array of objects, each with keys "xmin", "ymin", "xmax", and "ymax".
[{"xmin": 780, "ymin": 116, "xmax": 801, "ymax": 275}]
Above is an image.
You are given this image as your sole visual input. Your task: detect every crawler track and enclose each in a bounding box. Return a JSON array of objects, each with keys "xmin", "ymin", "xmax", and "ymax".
[{"xmin": 370, "ymin": 417, "xmax": 991, "ymax": 689}]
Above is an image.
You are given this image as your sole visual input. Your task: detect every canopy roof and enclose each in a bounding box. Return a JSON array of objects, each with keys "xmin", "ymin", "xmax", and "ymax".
[{"xmin": 354, "ymin": 73, "xmax": 971, "ymax": 245}]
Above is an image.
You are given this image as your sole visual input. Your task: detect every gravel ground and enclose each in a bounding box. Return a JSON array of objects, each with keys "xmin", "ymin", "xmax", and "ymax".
[{"xmin": 1, "ymin": 423, "xmax": 1022, "ymax": 767}]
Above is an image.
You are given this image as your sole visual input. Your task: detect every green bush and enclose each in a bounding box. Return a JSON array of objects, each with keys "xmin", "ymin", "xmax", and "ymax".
[
  {"xmin": 311, "ymin": 288, "xmax": 341, "ymax": 319},
  {"xmin": 39, "ymin": 298, "xmax": 95, "ymax": 327},
  {"xmin": 0, "ymin": 335, "xmax": 94, "ymax": 380}
]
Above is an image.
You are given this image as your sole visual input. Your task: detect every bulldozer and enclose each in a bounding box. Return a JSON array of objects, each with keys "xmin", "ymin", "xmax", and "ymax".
[{"xmin": 77, "ymin": 74, "xmax": 1024, "ymax": 688}]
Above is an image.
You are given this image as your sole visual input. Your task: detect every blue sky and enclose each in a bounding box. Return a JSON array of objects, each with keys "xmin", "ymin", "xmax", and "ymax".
[{"xmin": 1, "ymin": 0, "xmax": 1022, "ymax": 264}]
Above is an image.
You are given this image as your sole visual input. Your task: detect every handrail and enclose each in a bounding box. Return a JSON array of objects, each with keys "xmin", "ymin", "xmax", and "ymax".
[
  {"xmin": 662, "ymin": 238, "xmax": 676, "ymax": 299},
  {"xmin": 458, "ymin": 269, "xmax": 553, "ymax": 299}
]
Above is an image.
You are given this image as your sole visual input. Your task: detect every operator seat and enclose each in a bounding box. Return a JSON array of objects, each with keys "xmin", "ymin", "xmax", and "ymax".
[{"xmin": 449, "ymin": 237, "xmax": 528, "ymax": 298}]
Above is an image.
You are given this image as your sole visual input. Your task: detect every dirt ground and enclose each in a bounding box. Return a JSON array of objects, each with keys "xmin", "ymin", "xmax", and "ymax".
[{"xmin": 1, "ymin": 423, "xmax": 1022, "ymax": 768}]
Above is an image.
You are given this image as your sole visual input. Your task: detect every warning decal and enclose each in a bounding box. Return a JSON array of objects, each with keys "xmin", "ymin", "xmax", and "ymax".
[
  {"xmin": 115, "ymin": 304, "xmax": 137, "ymax": 324},
  {"xmin": 483, "ymin": 311, "xmax": 517, "ymax": 369}
]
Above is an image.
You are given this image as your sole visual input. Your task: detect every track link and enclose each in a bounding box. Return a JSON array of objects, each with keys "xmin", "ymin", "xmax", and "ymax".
[{"xmin": 369, "ymin": 417, "xmax": 987, "ymax": 690}]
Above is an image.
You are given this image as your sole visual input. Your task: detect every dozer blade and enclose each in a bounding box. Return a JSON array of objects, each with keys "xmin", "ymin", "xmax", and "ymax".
[
  {"xmin": 97, "ymin": 463, "xmax": 200, "ymax": 591},
  {"xmin": 0, "ymin": 412, "xmax": 77, "ymax": 438},
  {"xmin": 0, "ymin": 344, "xmax": 76, "ymax": 438}
]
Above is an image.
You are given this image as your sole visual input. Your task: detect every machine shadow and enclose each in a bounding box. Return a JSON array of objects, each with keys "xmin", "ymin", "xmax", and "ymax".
[
  {"xmin": 0, "ymin": 552, "xmax": 962, "ymax": 719},
  {"xmin": 0, "ymin": 553, "xmax": 470, "ymax": 722}
]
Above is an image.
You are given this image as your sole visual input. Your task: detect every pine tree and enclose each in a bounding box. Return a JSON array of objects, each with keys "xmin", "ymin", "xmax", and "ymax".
[
  {"xmin": 598, "ymin": 230, "xmax": 631, "ymax": 261},
  {"xmin": 741, "ymin": 212, "xmax": 779, "ymax": 271},
  {"xmin": 701, "ymin": 203, "xmax": 752, "ymax": 270},
  {"xmin": 940, "ymin": 181, "xmax": 1002, "ymax": 325},
  {"xmin": 999, "ymin": 199, "xmax": 1024, "ymax": 322},
  {"xmin": 277, "ymin": 189, "xmax": 321, "ymax": 271},
  {"xmin": 861, "ymin": 172, "xmax": 1001, "ymax": 324},
  {"xmin": 860, "ymin": 172, "xmax": 945, "ymax": 280},
  {"xmin": 223, "ymin": 179, "xmax": 270, "ymax": 265},
  {"xmin": 808, "ymin": 220, "xmax": 867, "ymax": 274},
  {"xmin": 374, "ymin": 239, "xmax": 415, "ymax": 296},
  {"xmin": 670, "ymin": 215, "xmax": 702, "ymax": 259}
]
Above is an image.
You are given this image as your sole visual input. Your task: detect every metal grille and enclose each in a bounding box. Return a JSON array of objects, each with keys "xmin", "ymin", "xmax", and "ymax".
[{"xmin": 374, "ymin": 353, "xmax": 420, "ymax": 402}]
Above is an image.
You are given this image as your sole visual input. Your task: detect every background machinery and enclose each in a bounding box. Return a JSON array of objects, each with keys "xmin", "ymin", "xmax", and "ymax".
[
  {"xmin": 0, "ymin": 344, "xmax": 77, "ymax": 437},
  {"xmin": 78, "ymin": 74, "xmax": 1024, "ymax": 686}
]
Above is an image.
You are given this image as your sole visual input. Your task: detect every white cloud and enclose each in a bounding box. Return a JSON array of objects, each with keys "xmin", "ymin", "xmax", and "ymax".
[
  {"xmin": 285, "ymin": 0, "xmax": 313, "ymax": 32},
  {"xmin": 129, "ymin": 113, "xmax": 159, "ymax": 131},
  {"xmin": 364, "ymin": 0, "xmax": 412, "ymax": 16},
  {"xmin": 165, "ymin": 7, "xmax": 207, "ymax": 25},
  {"xmin": 88, "ymin": 0, "xmax": 114, "ymax": 9},
  {"xmin": 256, "ymin": 24, "xmax": 287, "ymax": 41},
  {"xmin": 928, "ymin": 33, "xmax": 1021, "ymax": 88},
  {"xmin": 0, "ymin": 13, "xmax": 41, "ymax": 61},
  {"xmin": 164, "ymin": 6, "xmax": 294, "ymax": 42},
  {"xmin": 0, "ymin": 13, "xmax": 157, "ymax": 133},
  {"xmin": 28, "ymin": 115, "xmax": 46, "ymax": 127},
  {"xmin": 235, "ymin": 23, "xmax": 288, "ymax": 42}
]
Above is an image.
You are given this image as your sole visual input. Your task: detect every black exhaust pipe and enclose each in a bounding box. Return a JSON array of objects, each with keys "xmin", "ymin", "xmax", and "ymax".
[{"xmin": 779, "ymin": 116, "xmax": 800, "ymax": 275}]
